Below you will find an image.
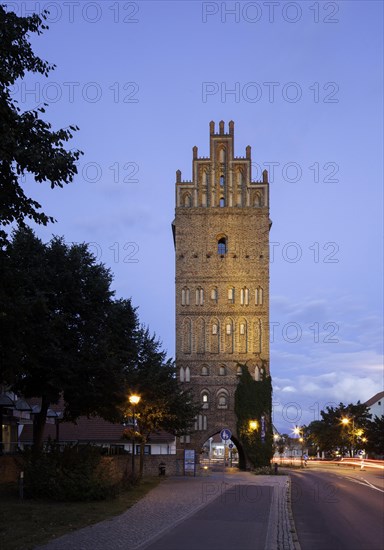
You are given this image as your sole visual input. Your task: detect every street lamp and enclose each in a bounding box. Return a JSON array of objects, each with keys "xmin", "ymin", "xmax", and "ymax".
[
  {"xmin": 293, "ymin": 426, "xmax": 305, "ymax": 465},
  {"xmin": 129, "ymin": 394, "xmax": 141, "ymax": 480},
  {"xmin": 341, "ymin": 417, "xmax": 355, "ymax": 457},
  {"xmin": 249, "ymin": 420, "xmax": 258, "ymax": 431}
]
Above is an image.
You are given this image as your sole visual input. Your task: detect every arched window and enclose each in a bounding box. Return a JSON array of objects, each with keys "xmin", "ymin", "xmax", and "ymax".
[
  {"xmin": 182, "ymin": 318, "xmax": 192, "ymax": 354},
  {"xmin": 180, "ymin": 367, "xmax": 185, "ymax": 382},
  {"xmin": 195, "ymin": 414, "xmax": 207, "ymax": 431},
  {"xmin": 219, "ymin": 148, "xmax": 226, "ymax": 163},
  {"xmin": 228, "ymin": 287, "xmax": 235, "ymax": 304},
  {"xmin": 241, "ymin": 287, "xmax": 250, "ymax": 305},
  {"xmin": 196, "ymin": 317, "xmax": 205, "ymax": 354},
  {"xmin": 217, "ymin": 389, "xmax": 229, "ymax": 409},
  {"xmin": 218, "ymin": 395, "xmax": 227, "ymax": 408},
  {"xmin": 201, "ymin": 365, "xmax": 209, "ymax": 376},
  {"xmin": 183, "ymin": 193, "xmax": 192, "ymax": 207},
  {"xmin": 219, "ymin": 366, "xmax": 226, "ymax": 376},
  {"xmin": 201, "ymin": 390, "xmax": 209, "ymax": 409},
  {"xmin": 220, "ymin": 175, "xmax": 225, "ymax": 187},
  {"xmin": 219, "ymin": 197, "xmax": 225, "ymax": 207},
  {"xmin": 181, "ymin": 287, "xmax": 190, "ymax": 306},
  {"xmin": 236, "ymin": 365, "xmax": 242, "ymax": 376},
  {"xmin": 210, "ymin": 318, "xmax": 220, "ymax": 354},
  {"xmin": 210, "ymin": 287, "xmax": 218, "ymax": 303},
  {"xmin": 218, "ymin": 237, "xmax": 227, "ymax": 255},
  {"xmin": 255, "ymin": 287, "xmax": 263, "ymax": 305},
  {"xmin": 185, "ymin": 366, "xmax": 191, "ymax": 382},
  {"xmin": 195, "ymin": 287, "xmax": 204, "ymax": 305}
]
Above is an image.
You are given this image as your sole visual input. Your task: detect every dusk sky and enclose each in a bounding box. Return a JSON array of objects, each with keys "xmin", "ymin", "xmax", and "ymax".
[{"xmin": 8, "ymin": 0, "xmax": 383, "ymax": 432}]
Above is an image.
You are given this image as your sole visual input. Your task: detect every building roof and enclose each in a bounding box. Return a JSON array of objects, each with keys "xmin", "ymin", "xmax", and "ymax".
[
  {"xmin": 364, "ymin": 391, "xmax": 384, "ymax": 407},
  {"xmin": 20, "ymin": 416, "xmax": 175, "ymax": 445}
]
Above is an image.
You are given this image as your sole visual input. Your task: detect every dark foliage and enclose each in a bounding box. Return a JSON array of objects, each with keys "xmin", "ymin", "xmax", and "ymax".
[
  {"xmin": 234, "ymin": 364, "xmax": 273, "ymax": 468},
  {"xmin": 0, "ymin": 5, "xmax": 82, "ymax": 244}
]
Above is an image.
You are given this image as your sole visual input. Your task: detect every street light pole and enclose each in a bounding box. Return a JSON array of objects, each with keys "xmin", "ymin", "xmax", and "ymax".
[
  {"xmin": 129, "ymin": 394, "xmax": 141, "ymax": 480},
  {"xmin": 341, "ymin": 417, "xmax": 355, "ymax": 457}
]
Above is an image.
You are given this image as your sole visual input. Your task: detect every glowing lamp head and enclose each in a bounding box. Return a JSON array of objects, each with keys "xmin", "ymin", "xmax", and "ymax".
[
  {"xmin": 249, "ymin": 420, "xmax": 258, "ymax": 431},
  {"xmin": 129, "ymin": 394, "xmax": 141, "ymax": 406}
]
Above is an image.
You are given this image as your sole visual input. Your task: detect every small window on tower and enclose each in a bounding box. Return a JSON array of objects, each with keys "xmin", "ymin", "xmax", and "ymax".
[
  {"xmin": 219, "ymin": 197, "xmax": 225, "ymax": 207},
  {"xmin": 220, "ymin": 175, "xmax": 225, "ymax": 187},
  {"xmin": 218, "ymin": 237, "xmax": 227, "ymax": 255}
]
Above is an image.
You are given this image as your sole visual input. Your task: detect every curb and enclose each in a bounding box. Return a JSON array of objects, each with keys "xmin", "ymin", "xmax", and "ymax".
[{"xmin": 286, "ymin": 477, "xmax": 301, "ymax": 550}]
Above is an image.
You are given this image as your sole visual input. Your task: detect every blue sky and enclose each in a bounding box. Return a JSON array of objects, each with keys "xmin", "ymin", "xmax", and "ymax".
[{"xmin": 8, "ymin": 1, "xmax": 383, "ymax": 432}]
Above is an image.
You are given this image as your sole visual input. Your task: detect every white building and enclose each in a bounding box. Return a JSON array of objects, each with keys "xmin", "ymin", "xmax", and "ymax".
[{"xmin": 365, "ymin": 391, "xmax": 384, "ymax": 419}]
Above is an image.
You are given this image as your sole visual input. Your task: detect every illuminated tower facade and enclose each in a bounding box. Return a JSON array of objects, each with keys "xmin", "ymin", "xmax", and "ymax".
[{"xmin": 173, "ymin": 121, "xmax": 271, "ymax": 462}]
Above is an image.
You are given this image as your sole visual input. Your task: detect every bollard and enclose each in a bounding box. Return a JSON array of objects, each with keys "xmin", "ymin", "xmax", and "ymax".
[
  {"xmin": 19, "ymin": 471, "xmax": 24, "ymax": 501},
  {"xmin": 274, "ymin": 463, "xmax": 278, "ymax": 475}
]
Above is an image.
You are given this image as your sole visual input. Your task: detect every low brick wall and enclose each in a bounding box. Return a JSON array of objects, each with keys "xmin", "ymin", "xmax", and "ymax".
[
  {"xmin": 0, "ymin": 455, "xmax": 24, "ymax": 483},
  {"xmin": 0, "ymin": 453, "xmax": 195, "ymax": 484},
  {"xmin": 109, "ymin": 454, "xmax": 187, "ymax": 478}
]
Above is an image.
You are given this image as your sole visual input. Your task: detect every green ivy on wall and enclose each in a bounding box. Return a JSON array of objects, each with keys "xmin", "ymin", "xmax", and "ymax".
[{"xmin": 234, "ymin": 363, "xmax": 273, "ymax": 468}]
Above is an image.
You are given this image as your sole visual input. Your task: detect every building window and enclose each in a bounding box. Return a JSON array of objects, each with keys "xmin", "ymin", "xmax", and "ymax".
[
  {"xmin": 219, "ymin": 366, "xmax": 226, "ymax": 376},
  {"xmin": 217, "ymin": 390, "xmax": 229, "ymax": 409},
  {"xmin": 212, "ymin": 324, "xmax": 218, "ymax": 335},
  {"xmin": 220, "ymin": 175, "xmax": 225, "ymax": 187},
  {"xmin": 211, "ymin": 287, "xmax": 218, "ymax": 303},
  {"xmin": 228, "ymin": 287, "xmax": 235, "ymax": 304},
  {"xmin": 236, "ymin": 366, "xmax": 242, "ymax": 376},
  {"xmin": 180, "ymin": 367, "xmax": 185, "ymax": 382},
  {"xmin": 185, "ymin": 366, "xmax": 190, "ymax": 382},
  {"xmin": 195, "ymin": 287, "xmax": 204, "ymax": 305},
  {"xmin": 240, "ymin": 287, "xmax": 250, "ymax": 305},
  {"xmin": 240, "ymin": 323, "xmax": 245, "ymax": 335},
  {"xmin": 219, "ymin": 197, "xmax": 225, "ymax": 207},
  {"xmin": 218, "ymin": 237, "xmax": 227, "ymax": 255},
  {"xmin": 201, "ymin": 365, "xmax": 209, "ymax": 376},
  {"xmin": 195, "ymin": 414, "xmax": 207, "ymax": 431},
  {"xmin": 202, "ymin": 391, "xmax": 209, "ymax": 409},
  {"xmin": 183, "ymin": 193, "xmax": 192, "ymax": 207},
  {"xmin": 180, "ymin": 435, "xmax": 190, "ymax": 443},
  {"xmin": 255, "ymin": 287, "xmax": 263, "ymax": 305},
  {"xmin": 182, "ymin": 287, "xmax": 190, "ymax": 306},
  {"xmin": 226, "ymin": 323, "xmax": 232, "ymax": 335}
]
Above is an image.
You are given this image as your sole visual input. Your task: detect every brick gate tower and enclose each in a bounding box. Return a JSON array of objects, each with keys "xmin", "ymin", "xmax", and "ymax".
[{"xmin": 172, "ymin": 121, "xmax": 271, "ymax": 466}]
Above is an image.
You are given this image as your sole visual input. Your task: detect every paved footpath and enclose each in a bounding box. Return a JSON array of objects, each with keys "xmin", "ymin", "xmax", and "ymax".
[{"xmin": 37, "ymin": 471, "xmax": 299, "ymax": 550}]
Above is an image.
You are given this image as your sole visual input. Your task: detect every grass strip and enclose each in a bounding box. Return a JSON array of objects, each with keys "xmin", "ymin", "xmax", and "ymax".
[{"xmin": 0, "ymin": 477, "xmax": 160, "ymax": 550}]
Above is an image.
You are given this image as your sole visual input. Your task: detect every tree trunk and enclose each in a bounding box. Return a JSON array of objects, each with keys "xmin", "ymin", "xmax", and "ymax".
[
  {"xmin": 139, "ymin": 440, "xmax": 145, "ymax": 477},
  {"xmin": 33, "ymin": 395, "xmax": 49, "ymax": 452}
]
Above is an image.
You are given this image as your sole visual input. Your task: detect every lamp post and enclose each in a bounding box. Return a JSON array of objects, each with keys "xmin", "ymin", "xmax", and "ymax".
[
  {"xmin": 341, "ymin": 417, "xmax": 354, "ymax": 457},
  {"xmin": 129, "ymin": 394, "xmax": 141, "ymax": 480},
  {"xmin": 293, "ymin": 426, "xmax": 305, "ymax": 466}
]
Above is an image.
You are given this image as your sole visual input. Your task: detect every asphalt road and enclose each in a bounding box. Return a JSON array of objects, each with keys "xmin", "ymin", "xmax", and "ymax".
[
  {"xmin": 143, "ymin": 483, "xmax": 273, "ymax": 550},
  {"xmin": 289, "ymin": 466, "xmax": 384, "ymax": 550}
]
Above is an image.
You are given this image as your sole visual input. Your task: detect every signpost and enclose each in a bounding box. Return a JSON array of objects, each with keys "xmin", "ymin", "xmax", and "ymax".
[
  {"xmin": 220, "ymin": 428, "xmax": 232, "ymax": 468},
  {"xmin": 184, "ymin": 449, "xmax": 196, "ymax": 476}
]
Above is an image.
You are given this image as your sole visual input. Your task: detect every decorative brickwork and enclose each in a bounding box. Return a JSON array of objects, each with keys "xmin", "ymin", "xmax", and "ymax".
[{"xmin": 173, "ymin": 121, "xmax": 271, "ymax": 466}]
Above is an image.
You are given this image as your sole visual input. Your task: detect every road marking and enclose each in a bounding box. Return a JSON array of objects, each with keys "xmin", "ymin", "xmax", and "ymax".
[{"xmin": 344, "ymin": 476, "xmax": 384, "ymax": 493}]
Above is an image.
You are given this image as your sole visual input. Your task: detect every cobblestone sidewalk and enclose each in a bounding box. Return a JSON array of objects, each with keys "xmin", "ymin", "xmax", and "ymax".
[{"xmin": 37, "ymin": 472, "xmax": 298, "ymax": 550}]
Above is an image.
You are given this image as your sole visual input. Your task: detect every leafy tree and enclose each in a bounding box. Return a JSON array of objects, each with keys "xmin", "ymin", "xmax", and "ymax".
[
  {"xmin": 0, "ymin": 5, "xmax": 82, "ymax": 244},
  {"xmin": 123, "ymin": 328, "xmax": 200, "ymax": 475},
  {"xmin": 304, "ymin": 402, "xmax": 372, "ymax": 457},
  {"xmin": 234, "ymin": 363, "xmax": 273, "ymax": 468},
  {"xmin": 0, "ymin": 228, "xmax": 137, "ymax": 450},
  {"xmin": 365, "ymin": 415, "xmax": 384, "ymax": 457}
]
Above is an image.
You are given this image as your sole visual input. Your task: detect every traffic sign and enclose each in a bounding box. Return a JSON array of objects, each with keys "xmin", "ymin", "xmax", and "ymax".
[
  {"xmin": 220, "ymin": 428, "xmax": 232, "ymax": 441},
  {"xmin": 228, "ymin": 443, "xmax": 234, "ymax": 449}
]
